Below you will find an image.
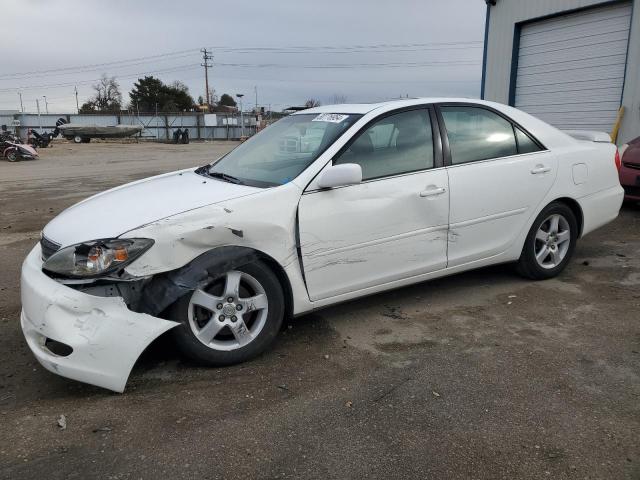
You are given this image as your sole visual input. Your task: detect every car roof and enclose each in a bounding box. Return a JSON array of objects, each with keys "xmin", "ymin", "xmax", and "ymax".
[{"xmin": 293, "ymin": 97, "xmax": 500, "ymax": 115}]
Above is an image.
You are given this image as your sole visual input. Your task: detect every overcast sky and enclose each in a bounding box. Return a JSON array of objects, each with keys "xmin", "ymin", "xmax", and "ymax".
[{"xmin": 0, "ymin": 0, "xmax": 486, "ymax": 113}]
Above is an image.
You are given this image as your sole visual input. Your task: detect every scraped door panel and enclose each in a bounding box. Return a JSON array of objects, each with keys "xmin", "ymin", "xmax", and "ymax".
[
  {"xmin": 446, "ymin": 151, "xmax": 557, "ymax": 266},
  {"xmin": 438, "ymin": 105, "xmax": 558, "ymax": 266},
  {"xmin": 298, "ymin": 170, "xmax": 449, "ymax": 301}
]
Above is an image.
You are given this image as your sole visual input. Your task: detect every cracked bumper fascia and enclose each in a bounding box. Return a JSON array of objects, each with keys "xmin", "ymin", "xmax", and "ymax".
[{"xmin": 20, "ymin": 245, "xmax": 178, "ymax": 392}]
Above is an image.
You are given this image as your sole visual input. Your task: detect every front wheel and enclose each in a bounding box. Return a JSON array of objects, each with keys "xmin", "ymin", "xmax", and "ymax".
[
  {"xmin": 171, "ymin": 261, "xmax": 284, "ymax": 366},
  {"xmin": 517, "ymin": 202, "xmax": 578, "ymax": 280},
  {"xmin": 73, "ymin": 135, "xmax": 83, "ymax": 143},
  {"xmin": 6, "ymin": 150, "xmax": 18, "ymax": 162}
]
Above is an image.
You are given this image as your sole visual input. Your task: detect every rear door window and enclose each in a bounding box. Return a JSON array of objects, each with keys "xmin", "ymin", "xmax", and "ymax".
[{"xmin": 440, "ymin": 106, "xmax": 518, "ymax": 165}]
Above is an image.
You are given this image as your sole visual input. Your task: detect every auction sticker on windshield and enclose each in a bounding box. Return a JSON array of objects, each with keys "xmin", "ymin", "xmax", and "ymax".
[{"xmin": 312, "ymin": 113, "xmax": 349, "ymax": 123}]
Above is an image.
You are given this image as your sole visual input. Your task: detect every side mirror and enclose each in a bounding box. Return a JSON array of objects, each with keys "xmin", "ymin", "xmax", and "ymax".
[{"xmin": 317, "ymin": 163, "xmax": 362, "ymax": 189}]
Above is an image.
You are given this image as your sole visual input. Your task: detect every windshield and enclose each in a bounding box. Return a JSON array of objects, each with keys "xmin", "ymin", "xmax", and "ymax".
[{"xmin": 207, "ymin": 113, "xmax": 362, "ymax": 187}]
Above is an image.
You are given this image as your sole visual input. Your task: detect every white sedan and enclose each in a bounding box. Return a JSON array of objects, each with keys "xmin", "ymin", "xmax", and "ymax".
[{"xmin": 20, "ymin": 98, "xmax": 624, "ymax": 392}]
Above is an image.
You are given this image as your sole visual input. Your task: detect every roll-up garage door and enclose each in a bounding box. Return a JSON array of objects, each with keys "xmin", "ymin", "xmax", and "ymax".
[{"xmin": 514, "ymin": 2, "xmax": 632, "ymax": 131}]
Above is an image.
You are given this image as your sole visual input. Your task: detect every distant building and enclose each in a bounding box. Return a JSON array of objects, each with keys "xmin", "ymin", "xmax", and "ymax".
[{"xmin": 481, "ymin": 0, "xmax": 639, "ymax": 143}]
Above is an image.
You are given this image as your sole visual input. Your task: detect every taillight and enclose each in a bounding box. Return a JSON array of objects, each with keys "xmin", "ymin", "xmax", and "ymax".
[{"xmin": 614, "ymin": 148, "xmax": 621, "ymax": 171}]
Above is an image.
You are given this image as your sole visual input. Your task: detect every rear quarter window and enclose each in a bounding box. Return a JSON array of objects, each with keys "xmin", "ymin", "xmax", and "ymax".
[{"xmin": 515, "ymin": 127, "xmax": 542, "ymax": 154}]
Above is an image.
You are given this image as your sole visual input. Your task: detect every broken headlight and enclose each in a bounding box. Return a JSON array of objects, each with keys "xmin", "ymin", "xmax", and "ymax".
[{"xmin": 42, "ymin": 238, "xmax": 154, "ymax": 278}]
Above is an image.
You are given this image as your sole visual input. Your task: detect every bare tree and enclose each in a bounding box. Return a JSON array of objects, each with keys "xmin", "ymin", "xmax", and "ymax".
[
  {"xmin": 170, "ymin": 80, "xmax": 190, "ymax": 93},
  {"xmin": 208, "ymin": 88, "xmax": 217, "ymax": 104},
  {"xmin": 304, "ymin": 98, "xmax": 321, "ymax": 108},
  {"xmin": 84, "ymin": 74, "xmax": 122, "ymax": 112},
  {"xmin": 330, "ymin": 94, "xmax": 348, "ymax": 104}
]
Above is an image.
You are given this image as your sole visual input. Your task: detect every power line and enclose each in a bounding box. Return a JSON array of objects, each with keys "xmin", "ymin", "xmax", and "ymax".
[
  {"xmin": 0, "ymin": 48, "xmax": 200, "ymax": 80},
  {"xmin": 0, "ymin": 40, "xmax": 483, "ymax": 108},
  {"xmin": 0, "ymin": 59, "xmax": 478, "ymax": 93},
  {"xmin": 0, "ymin": 48, "xmax": 479, "ymax": 86},
  {"xmin": 214, "ymin": 45, "xmax": 483, "ymax": 55},
  {"xmin": 0, "ymin": 64, "xmax": 201, "ymax": 92},
  {"xmin": 213, "ymin": 60, "xmax": 480, "ymax": 69},
  {"xmin": 0, "ymin": 52, "xmax": 199, "ymax": 81},
  {"xmin": 209, "ymin": 40, "xmax": 483, "ymax": 52},
  {"xmin": 0, "ymin": 41, "xmax": 482, "ymax": 79},
  {"xmin": 221, "ymin": 76, "xmax": 480, "ymax": 85}
]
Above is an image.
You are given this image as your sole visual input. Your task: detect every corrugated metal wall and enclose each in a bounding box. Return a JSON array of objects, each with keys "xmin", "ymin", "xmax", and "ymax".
[
  {"xmin": 70, "ymin": 115, "xmax": 118, "ymax": 126},
  {"xmin": 483, "ymin": 0, "xmax": 639, "ymax": 143},
  {"xmin": 0, "ymin": 115, "xmax": 15, "ymax": 128},
  {"xmin": 4, "ymin": 113, "xmax": 256, "ymax": 141}
]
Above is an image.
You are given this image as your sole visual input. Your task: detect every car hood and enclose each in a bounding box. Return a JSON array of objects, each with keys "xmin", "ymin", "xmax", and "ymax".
[{"xmin": 43, "ymin": 168, "xmax": 262, "ymax": 247}]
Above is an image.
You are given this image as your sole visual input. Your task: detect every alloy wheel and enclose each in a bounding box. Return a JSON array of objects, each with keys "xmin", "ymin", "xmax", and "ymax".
[
  {"xmin": 534, "ymin": 214, "xmax": 571, "ymax": 269},
  {"xmin": 187, "ymin": 270, "xmax": 269, "ymax": 351}
]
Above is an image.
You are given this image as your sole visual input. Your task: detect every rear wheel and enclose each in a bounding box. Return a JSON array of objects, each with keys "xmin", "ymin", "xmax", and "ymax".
[
  {"xmin": 517, "ymin": 202, "xmax": 578, "ymax": 280},
  {"xmin": 73, "ymin": 135, "xmax": 83, "ymax": 144},
  {"xmin": 171, "ymin": 261, "xmax": 284, "ymax": 365}
]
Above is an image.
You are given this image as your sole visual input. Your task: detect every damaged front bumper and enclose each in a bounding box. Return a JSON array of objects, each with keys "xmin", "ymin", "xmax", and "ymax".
[{"xmin": 20, "ymin": 245, "xmax": 179, "ymax": 392}]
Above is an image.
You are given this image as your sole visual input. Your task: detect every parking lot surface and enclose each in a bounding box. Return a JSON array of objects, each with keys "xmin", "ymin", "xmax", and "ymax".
[{"xmin": 0, "ymin": 142, "xmax": 639, "ymax": 479}]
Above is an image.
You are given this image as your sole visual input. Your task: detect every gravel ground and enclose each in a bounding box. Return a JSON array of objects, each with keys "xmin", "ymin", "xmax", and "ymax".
[{"xmin": 0, "ymin": 142, "xmax": 639, "ymax": 480}]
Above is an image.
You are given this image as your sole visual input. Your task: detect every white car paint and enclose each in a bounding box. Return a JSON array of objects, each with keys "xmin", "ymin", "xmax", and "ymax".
[
  {"xmin": 20, "ymin": 98, "xmax": 624, "ymax": 392},
  {"xmin": 446, "ymin": 150, "xmax": 559, "ymax": 267},
  {"xmin": 299, "ymin": 168, "xmax": 449, "ymax": 300},
  {"xmin": 45, "ymin": 168, "xmax": 262, "ymax": 246},
  {"xmin": 20, "ymin": 247, "xmax": 177, "ymax": 392},
  {"xmin": 563, "ymin": 130, "xmax": 612, "ymax": 143}
]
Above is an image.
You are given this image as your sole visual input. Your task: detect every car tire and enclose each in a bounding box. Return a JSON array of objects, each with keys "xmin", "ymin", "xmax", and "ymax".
[
  {"xmin": 517, "ymin": 201, "xmax": 578, "ymax": 280},
  {"xmin": 73, "ymin": 135, "xmax": 83, "ymax": 144},
  {"xmin": 170, "ymin": 260, "xmax": 284, "ymax": 366}
]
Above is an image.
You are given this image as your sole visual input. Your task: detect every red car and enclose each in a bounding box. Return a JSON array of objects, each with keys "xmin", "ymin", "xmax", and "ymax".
[{"xmin": 620, "ymin": 136, "xmax": 640, "ymax": 202}]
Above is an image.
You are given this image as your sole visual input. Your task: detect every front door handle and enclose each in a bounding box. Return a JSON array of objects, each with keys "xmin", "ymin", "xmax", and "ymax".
[
  {"xmin": 419, "ymin": 186, "xmax": 446, "ymax": 197},
  {"xmin": 531, "ymin": 164, "xmax": 551, "ymax": 175}
]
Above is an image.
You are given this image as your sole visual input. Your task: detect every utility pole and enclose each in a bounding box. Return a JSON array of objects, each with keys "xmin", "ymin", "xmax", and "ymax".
[
  {"xmin": 254, "ymin": 86, "xmax": 258, "ymax": 113},
  {"xmin": 236, "ymin": 93, "xmax": 244, "ymax": 138},
  {"xmin": 201, "ymin": 48, "xmax": 213, "ymax": 107},
  {"xmin": 74, "ymin": 86, "xmax": 79, "ymax": 114},
  {"xmin": 18, "ymin": 92, "xmax": 23, "ymax": 112},
  {"xmin": 43, "ymin": 96, "xmax": 49, "ymax": 114},
  {"xmin": 36, "ymin": 99, "xmax": 42, "ymax": 132}
]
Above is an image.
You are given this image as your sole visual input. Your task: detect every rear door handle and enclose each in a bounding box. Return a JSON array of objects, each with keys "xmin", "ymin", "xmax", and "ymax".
[
  {"xmin": 419, "ymin": 186, "xmax": 446, "ymax": 197},
  {"xmin": 531, "ymin": 164, "xmax": 551, "ymax": 174}
]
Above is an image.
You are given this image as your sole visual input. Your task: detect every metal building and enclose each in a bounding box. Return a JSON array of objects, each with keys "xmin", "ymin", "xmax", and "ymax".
[{"xmin": 481, "ymin": 0, "xmax": 639, "ymax": 144}]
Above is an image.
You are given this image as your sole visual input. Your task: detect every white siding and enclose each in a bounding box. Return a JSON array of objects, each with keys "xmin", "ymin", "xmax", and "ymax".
[
  {"xmin": 514, "ymin": 2, "xmax": 632, "ymax": 130},
  {"xmin": 483, "ymin": 0, "xmax": 640, "ymax": 144}
]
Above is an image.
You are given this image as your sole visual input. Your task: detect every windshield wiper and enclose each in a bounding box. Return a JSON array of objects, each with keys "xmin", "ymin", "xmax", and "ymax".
[{"xmin": 208, "ymin": 171, "xmax": 244, "ymax": 185}]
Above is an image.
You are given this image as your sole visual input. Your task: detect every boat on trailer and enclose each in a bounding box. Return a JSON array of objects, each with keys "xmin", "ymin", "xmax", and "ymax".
[{"xmin": 57, "ymin": 122, "xmax": 143, "ymax": 143}]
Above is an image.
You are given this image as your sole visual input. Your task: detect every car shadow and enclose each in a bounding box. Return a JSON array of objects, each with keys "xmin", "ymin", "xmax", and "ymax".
[{"xmin": 129, "ymin": 262, "xmax": 522, "ymax": 385}]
